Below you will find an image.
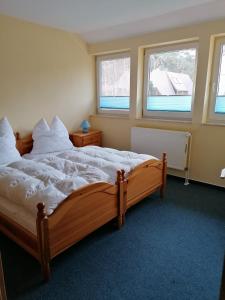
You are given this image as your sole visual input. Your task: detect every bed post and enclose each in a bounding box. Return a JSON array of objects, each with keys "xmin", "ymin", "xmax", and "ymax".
[
  {"xmin": 121, "ymin": 170, "xmax": 127, "ymax": 225},
  {"xmin": 15, "ymin": 132, "xmax": 20, "ymax": 150},
  {"xmin": 160, "ymin": 153, "xmax": 167, "ymax": 199},
  {"xmin": 116, "ymin": 170, "xmax": 126, "ymax": 228},
  {"xmin": 15, "ymin": 132, "xmax": 20, "ymax": 140},
  {"xmin": 36, "ymin": 203, "xmax": 50, "ymax": 282}
]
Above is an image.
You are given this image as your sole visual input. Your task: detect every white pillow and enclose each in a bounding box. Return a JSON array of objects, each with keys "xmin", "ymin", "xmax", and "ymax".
[
  {"xmin": 31, "ymin": 116, "xmax": 74, "ymax": 154},
  {"xmin": 0, "ymin": 117, "xmax": 21, "ymax": 166},
  {"xmin": 32, "ymin": 118, "xmax": 50, "ymax": 139}
]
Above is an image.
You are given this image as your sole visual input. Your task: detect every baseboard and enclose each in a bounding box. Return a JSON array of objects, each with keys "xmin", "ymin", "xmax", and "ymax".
[{"xmin": 167, "ymin": 174, "xmax": 225, "ymax": 191}]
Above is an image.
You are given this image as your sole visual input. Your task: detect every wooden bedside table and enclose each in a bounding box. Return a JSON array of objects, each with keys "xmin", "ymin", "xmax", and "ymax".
[{"xmin": 70, "ymin": 130, "xmax": 102, "ymax": 147}]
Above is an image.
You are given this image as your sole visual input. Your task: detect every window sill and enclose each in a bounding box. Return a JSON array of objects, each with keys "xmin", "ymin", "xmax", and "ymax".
[
  {"xmin": 98, "ymin": 108, "xmax": 129, "ymax": 115},
  {"xmin": 202, "ymin": 121, "xmax": 225, "ymax": 127},
  {"xmin": 91, "ymin": 114, "xmax": 130, "ymax": 120},
  {"xmin": 138, "ymin": 117, "xmax": 192, "ymax": 124}
]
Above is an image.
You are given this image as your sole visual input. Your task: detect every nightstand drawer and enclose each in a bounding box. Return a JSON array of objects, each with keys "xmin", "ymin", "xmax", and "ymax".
[
  {"xmin": 83, "ymin": 134, "xmax": 100, "ymax": 145},
  {"xmin": 71, "ymin": 130, "xmax": 102, "ymax": 147}
]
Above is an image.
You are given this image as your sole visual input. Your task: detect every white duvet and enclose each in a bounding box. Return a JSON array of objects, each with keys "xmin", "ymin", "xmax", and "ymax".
[{"xmin": 0, "ymin": 146, "xmax": 156, "ymax": 219}]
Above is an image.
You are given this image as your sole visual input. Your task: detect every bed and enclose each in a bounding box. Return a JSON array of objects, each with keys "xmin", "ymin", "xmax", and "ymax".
[
  {"xmin": 0, "ymin": 133, "xmax": 167, "ymax": 281},
  {"xmin": 0, "ymin": 133, "xmax": 126, "ymax": 281},
  {"xmin": 18, "ymin": 132, "xmax": 167, "ymax": 217}
]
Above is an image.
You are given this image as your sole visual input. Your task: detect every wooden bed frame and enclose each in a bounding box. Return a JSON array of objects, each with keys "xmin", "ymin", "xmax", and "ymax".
[
  {"xmin": 0, "ymin": 176, "xmax": 125, "ymax": 282},
  {"xmin": 0, "ymin": 133, "xmax": 167, "ymax": 281},
  {"xmin": 124, "ymin": 152, "xmax": 167, "ymax": 210},
  {"xmin": 15, "ymin": 132, "xmax": 167, "ymax": 211}
]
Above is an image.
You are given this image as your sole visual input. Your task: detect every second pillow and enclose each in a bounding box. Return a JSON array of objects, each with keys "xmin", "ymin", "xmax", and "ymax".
[{"xmin": 31, "ymin": 116, "xmax": 74, "ymax": 154}]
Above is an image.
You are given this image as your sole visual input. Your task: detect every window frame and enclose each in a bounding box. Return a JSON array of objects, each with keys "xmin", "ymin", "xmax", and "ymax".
[
  {"xmin": 143, "ymin": 42, "xmax": 199, "ymax": 121},
  {"xmin": 208, "ymin": 36, "xmax": 225, "ymax": 123},
  {"xmin": 96, "ymin": 52, "xmax": 131, "ymax": 115}
]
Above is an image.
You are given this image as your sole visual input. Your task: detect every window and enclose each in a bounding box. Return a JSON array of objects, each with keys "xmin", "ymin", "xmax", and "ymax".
[
  {"xmin": 208, "ymin": 37, "xmax": 225, "ymax": 123},
  {"xmin": 96, "ymin": 53, "xmax": 130, "ymax": 114},
  {"xmin": 143, "ymin": 43, "xmax": 198, "ymax": 120}
]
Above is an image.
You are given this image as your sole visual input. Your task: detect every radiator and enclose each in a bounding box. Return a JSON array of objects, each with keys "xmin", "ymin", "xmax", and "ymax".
[{"xmin": 131, "ymin": 127, "xmax": 191, "ymax": 171}]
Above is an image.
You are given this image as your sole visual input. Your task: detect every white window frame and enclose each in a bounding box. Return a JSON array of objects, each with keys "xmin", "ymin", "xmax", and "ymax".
[
  {"xmin": 208, "ymin": 36, "xmax": 225, "ymax": 124},
  {"xmin": 96, "ymin": 52, "xmax": 131, "ymax": 115},
  {"xmin": 143, "ymin": 42, "xmax": 198, "ymax": 121}
]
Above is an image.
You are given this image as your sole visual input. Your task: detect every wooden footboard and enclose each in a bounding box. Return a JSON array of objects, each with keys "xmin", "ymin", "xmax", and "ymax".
[
  {"xmin": 125, "ymin": 153, "xmax": 167, "ymax": 209},
  {"xmin": 49, "ymin": 183, "xmax": 119, "ymax": 257},
  {"xmin": 36, "ymin": 182, "xmax": 121, "ymax": 280},
  {"xmin": 0, "ymin": 171, "xmax": 126, "ymax": 281}
]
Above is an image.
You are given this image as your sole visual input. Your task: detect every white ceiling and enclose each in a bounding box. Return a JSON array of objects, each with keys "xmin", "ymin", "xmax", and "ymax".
[{"xmin": 0, "ymin": 0, "xmax": 225, "ymax": 43}]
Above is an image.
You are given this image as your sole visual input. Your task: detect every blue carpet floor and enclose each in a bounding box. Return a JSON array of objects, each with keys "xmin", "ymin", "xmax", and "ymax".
[{"xmin": 1, "ymin": 177, "xmax": 225, "ymax": 300}]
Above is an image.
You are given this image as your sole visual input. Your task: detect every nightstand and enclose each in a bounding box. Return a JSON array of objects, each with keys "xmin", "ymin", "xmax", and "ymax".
[{"xmin": 70, "ymin": 130, "xmax": 102, "ymax": 147}]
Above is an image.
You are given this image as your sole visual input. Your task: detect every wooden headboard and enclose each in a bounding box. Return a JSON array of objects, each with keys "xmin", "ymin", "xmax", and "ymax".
[
  {"xmin": 15, "ymin": 132, "xmax": 74, "ymax": 155},
  {"xmin": 15, "ymin": 133, "xmax": 33, "ymax": 155}
]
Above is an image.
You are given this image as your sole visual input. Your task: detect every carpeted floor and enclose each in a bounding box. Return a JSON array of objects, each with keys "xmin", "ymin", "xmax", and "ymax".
[{"xmin": 1, "ymin": 177, "xmax": 225, "ymax": 300}]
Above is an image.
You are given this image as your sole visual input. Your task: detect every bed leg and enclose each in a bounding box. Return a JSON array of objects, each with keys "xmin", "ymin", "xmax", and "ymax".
[
  {"xmin": 160, "ymin": 153, "xmax": 167, "ymax": 199},
  {"xmin": 42, "ymin": 260, "xmax": 50, "ymax": 282},
  {"xmin": 122, "ymin": 213, "xmax": 126, "ymax": 226},
  {"xmin": 117, "ymin": 216, "xmax": 123, "ymax": 229},
  {"xmin": 36, "ymin": 203, "xmax": 51, "ymax": 282},
  {"xmin": 116, "ymin": 170, "xmax": 126, "ymax": 229}
]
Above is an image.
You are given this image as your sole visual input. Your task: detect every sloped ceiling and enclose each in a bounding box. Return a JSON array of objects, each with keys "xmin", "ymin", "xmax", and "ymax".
[{"xmin": 0, "ymin": 0, "xmax": 225, "ymax": 43}]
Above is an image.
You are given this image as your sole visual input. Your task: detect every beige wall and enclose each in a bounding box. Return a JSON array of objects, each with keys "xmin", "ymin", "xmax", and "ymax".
[
  {"xmin": 89, "ymin": 19, "xmax": 225, "ymax": 187},
  {"xmin": 0, "ymin": 15, "xmax": 224, "ymax": 187},
  {"xmin": 0, "ymin": 15, "xmax": 95, "ymax": 134}
]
